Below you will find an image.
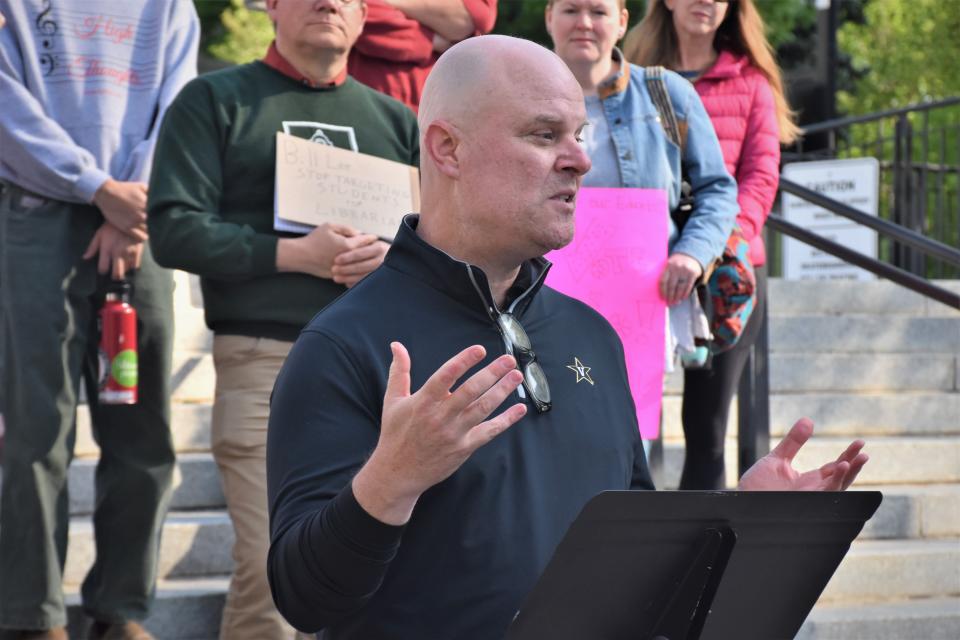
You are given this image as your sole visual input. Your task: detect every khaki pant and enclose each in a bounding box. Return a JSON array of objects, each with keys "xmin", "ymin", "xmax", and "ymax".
[{"xmin": 211, "ymin": 335, "xmax": 308, "ymax": 640}]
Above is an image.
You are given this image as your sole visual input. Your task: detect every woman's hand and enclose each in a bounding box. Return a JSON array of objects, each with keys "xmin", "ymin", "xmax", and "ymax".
[{"xmin": 659, "ymin": 252, "xmax": 703, "ymax": 306}]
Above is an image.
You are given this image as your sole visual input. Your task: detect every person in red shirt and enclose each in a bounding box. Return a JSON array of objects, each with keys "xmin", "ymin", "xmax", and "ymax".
[
  {"xmin": 626, "ymin": 0, "xmax": 800, "ymax": 490},
  {"xmin": 348, "ymin": 0, "xmax": 497, "ymax": 112}
]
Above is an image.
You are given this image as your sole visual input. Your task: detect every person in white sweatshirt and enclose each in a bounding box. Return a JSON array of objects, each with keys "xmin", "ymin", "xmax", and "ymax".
[{"xmin": 0, "ymin": 2, "xmax": 199, "ymax": 638}]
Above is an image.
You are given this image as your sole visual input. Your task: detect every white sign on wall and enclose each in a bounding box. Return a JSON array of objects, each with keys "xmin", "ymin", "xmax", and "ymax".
[{"xmin": 781, "ymin": 157, "xmax": 880, "ymax": 281}]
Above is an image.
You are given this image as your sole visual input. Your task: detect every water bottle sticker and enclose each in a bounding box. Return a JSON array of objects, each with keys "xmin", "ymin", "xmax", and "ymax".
[{"xmin": 111, "ymin": 349, "xmax": 138, "ymax": 388}]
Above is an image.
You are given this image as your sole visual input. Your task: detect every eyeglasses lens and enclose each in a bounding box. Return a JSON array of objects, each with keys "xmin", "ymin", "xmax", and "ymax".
[
  {"xmin": 497, "ymin": 314, "xmax": 550, "ymax": 412},
  {"xmin": 524, "ymin": 361, "xmax": 551, "ymax": 404},
  {"xmin": 498, "ymin": 315, "xmax": 532, "ymax": 351}
]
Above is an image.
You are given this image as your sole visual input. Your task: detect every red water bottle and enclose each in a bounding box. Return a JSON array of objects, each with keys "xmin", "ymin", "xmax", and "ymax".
[{"xmin": 98, "ymin": 281, "xmax": 138, "ymax": 404}]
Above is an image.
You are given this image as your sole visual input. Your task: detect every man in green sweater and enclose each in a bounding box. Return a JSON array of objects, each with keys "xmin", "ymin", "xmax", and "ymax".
[{"xmin": 147, "ymin": 1, "xmax": 419, "ymax": 638}]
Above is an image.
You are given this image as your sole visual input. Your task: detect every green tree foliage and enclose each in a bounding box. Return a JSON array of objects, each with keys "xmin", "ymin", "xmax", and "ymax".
[
  {"xmin": 751, "ymin": 0, "xmax": 816, "ymax": 50},
  {"xmin": 838, "ymin": 0, "xmax": 960, "ymax": 113},
  {"xmin": 196, "ymin": 0, "xmax": 273, "ymax": 65},
  {"xmin": 835, "ymin": 0, "xmax": 960, "ymax": 275}
]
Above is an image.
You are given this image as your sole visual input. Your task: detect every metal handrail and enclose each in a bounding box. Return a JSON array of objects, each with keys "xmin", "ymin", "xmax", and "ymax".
[
  {"xmin": 766, "ymin": 215, "xmax": 960, "ymax": 309},
  {"xmin": 799, "ymin": 97, "xmax": 960, "ymax": 135},
  {"xmin": 779, "ymin": 178, "xmax": 960, "ymax": 268}
]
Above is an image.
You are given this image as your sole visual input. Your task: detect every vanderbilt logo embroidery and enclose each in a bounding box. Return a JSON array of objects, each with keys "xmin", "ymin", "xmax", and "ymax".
[{"xmin": 566, "ymin": 357, "xmax": 595, "ymax": 386}]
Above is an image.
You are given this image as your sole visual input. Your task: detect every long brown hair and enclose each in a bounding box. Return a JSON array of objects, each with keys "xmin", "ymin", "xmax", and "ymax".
[{"xmin": 623, "ymin": 0, "xmax": 799, "ymax": 144}]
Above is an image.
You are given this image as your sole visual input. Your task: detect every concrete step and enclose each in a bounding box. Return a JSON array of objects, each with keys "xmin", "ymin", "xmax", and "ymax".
[
  {"xmin": 661, "ymin": 391, "xmax": 960, "ymax": 440},
  {"xmin": 76, "ymin": 403, "xmax": 212, "ymax": 458},
  {"xmin": 62, "ymin": 586, "xmax": 960, "ymax": 640},
  {"xmin": 62, "ymin": 580, "xmax": 960, "ymax": 639},
  {"xmin": 799, "ymin": 597, "xmax": 960, "ymax": 640},
  {"xmin": 794, "ymin": 436, "xmax": 960, "ymax": 485},
  {"xmin": 769, "ymin": 315, "xmax": 960, "ymax": 353},
  {"xmin": 818, "ymin": 538, "xmax": 960, "ymax": 604},
  {"xmin": 861, "ymin": 484, "xmax": 960, "ymax": 539},
  {"xmin": 646, "ymin": 469, "xmax": 959, "ymax": 542},
  {"xmin": 172, "ymin": 270, "xmax": 212, "ymax": 354},
  {"xmin": 766, "ymin": 391, "xmax": 960, "ymax": 437},
  {"xmin": 66, "ymin": 576, "xmax": 226, "ymax": 640},
  {"xmin": 69, "ymin": 453, "xmax": 224, "ymax": 515},
  {"xmin": 658, "ymin": 436, "xmax": 960, "ymax": 489},
  {"xmin": 65, "ymin": 511, "xmax": 234, "ymax": 587},
  {"xmin": 664, "ymin": 352, "xmax": 957, "ymax": 393},
  {"xmin": 67, "ymin": 550, "xmax": 960, "ymax": 640},
  {"xmin": 768, "ymin": 278, "xmax": 960, "ymax": 317}
]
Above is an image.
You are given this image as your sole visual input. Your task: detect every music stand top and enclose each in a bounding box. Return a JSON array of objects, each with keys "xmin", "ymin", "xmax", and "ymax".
[{"xmin": 506, "ymin": 490, "xmax": 882, "ymax": 640}]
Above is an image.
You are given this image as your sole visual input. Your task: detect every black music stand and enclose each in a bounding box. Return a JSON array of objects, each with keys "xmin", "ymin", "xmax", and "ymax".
[{"xmin": 505, "ymin": 490, "xmax": 882, "ymax": 640}]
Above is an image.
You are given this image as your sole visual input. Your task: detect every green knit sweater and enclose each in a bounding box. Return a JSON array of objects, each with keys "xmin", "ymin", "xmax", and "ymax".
[{"xmin": 148, "ymin": 62, "xmax": 419, "ymax": 341}]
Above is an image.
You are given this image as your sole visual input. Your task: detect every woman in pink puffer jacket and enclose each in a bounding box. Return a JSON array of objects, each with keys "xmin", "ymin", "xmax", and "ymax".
[{"xmin": 626, "ymin": 0, "xmax": 800, "ymax": 490}]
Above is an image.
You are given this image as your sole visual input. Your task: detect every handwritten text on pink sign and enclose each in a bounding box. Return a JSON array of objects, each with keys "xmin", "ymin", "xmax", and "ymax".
[{"xmin": 546, "ymin": 188, "xmax": 668, "ymax": 439}]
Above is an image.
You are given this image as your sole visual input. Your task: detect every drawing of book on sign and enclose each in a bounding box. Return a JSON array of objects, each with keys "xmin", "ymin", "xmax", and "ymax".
[{"xmin": 274, "ymin": 132, "xmax": 421, "ymax": 240}]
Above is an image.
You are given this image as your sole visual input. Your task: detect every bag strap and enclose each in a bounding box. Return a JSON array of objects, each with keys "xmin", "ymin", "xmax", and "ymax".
[
  {"xmin": 646, "ymin": 66, "xmax": 695, "ymax": 233},
  {"xmin": 644, "ymin": 66, "xmax": 683, "ymax": 155},
  {"xmin": 646, "ymin": 66, "xmax": 715, "ymax": 284}
]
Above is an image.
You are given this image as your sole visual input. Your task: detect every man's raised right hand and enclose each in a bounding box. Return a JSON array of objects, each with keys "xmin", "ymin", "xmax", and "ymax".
[{"xmin": 352, "ymin": 343, "xmax": 527, "ymax": 526}]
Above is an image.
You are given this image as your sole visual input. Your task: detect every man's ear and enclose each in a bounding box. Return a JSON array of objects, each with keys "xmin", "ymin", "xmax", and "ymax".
[
  {"xmin": 265, "ymin": 0, "xmax": 279, "ymax": 22},
  {"xmin": 423, "ymin": 120, "xmax": 462, "ymax": 179},
  {"xmin": 357, "ymin": 0, "xmax": 368, "ymax": 36}
]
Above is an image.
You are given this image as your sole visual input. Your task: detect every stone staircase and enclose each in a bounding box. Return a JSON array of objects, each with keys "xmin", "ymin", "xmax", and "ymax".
[
  {"xmin": 661, "ymin": 278, "xmax": 960, "ymax": 638},
  {"xmin": 34, "ymin": 274, "xmax": 960, "ymax": 637}
]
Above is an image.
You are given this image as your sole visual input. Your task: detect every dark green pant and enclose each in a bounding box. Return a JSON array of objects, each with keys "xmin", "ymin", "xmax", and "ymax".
[{"xmin": 0, "ymin": 182, "xmax": 175, "ymax": 629}]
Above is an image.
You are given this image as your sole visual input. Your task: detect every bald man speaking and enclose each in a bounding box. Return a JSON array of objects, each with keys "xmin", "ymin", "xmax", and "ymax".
[{"xmin": 266, "ymin": 36, "xmax": 867, "ymax": 639}]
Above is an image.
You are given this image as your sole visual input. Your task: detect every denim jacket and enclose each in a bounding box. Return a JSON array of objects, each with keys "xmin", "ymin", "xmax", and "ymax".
[{"xmin": 593, "ymin": 49, "xmax": 738, "ymax": 270}]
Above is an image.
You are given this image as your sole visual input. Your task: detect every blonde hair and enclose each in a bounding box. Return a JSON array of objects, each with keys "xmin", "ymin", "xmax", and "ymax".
[{"xmin": 623, "ymin": 0, "xmax": 799, "ymax": 144}]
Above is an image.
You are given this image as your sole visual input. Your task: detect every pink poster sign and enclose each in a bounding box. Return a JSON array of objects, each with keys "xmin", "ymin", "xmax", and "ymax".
[{"xmin": 545, "ymin": 188, "xmax": 668, "ymax": 438}]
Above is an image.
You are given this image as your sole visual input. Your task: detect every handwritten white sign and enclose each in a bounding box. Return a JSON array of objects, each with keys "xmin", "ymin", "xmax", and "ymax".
[{"xmin": 274, "ymin": 132, "xmax": 420, "ymax": 239}]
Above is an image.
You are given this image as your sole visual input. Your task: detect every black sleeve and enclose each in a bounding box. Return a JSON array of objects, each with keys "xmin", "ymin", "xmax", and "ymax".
[
  {"xmin": 630, "ymin": 432, "xmax": 656, "ymax": 490},
  {"xmin": 266, "ymin": 329, "xmax": 404, "ymax": 632},
  {"xmin": 148, "ymin": 78, "xmax": 279, "ymax": 280}
]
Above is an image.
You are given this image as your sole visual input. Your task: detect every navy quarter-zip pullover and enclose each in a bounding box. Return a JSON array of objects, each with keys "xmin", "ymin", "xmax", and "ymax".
[{"xmin": 267, "ymin": 215, "xmax": 654, "ymax": 639}]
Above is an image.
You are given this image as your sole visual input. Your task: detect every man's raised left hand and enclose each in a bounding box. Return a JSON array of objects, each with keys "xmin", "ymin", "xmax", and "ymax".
[{"xmin": 738, "ymin": 418, "xmax": 868, "ymax": 492}]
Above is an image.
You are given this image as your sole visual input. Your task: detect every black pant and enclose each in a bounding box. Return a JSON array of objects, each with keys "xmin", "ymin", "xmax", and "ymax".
[
  {"xmin": 0, "ymin": 182, "xmax": 175, "ymax": 628},
  {"xmin": 679, "ymin": 265, "xmax": 767, "ymax": 490}
]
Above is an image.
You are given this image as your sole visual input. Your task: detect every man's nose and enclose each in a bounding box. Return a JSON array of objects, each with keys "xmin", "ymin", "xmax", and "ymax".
[{"xmin": 560, "ymin": 139, "xmax": 592, "ymax": 177}]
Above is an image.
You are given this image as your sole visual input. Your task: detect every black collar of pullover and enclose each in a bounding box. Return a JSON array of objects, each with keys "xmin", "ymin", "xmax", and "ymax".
[{"xmin": 385, "ymin": 214, "xmax": 552, "ymax": 320}]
